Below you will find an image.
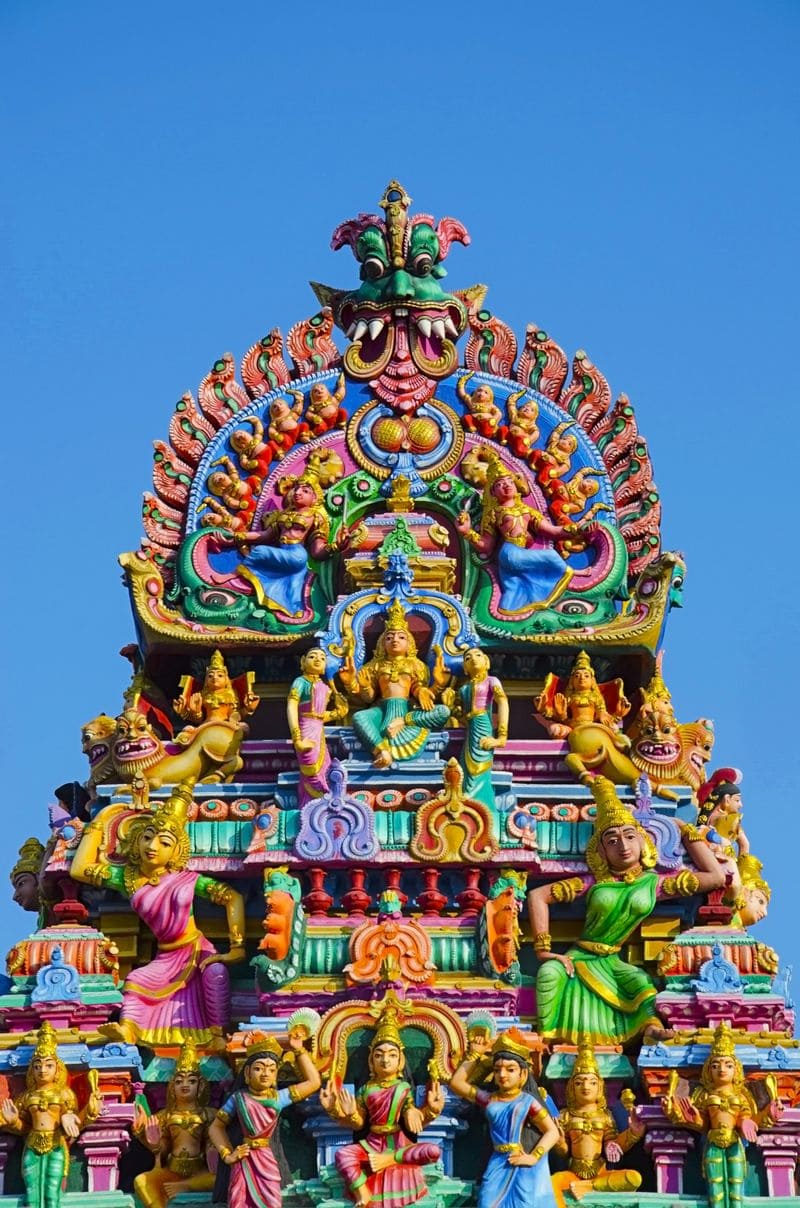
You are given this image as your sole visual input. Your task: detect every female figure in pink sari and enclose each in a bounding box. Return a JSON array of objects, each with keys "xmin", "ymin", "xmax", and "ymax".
[
  {"xmin": 287, "ymin": 648, "xmax": 348, "ymax": 806},
  {"xmin": 70, "ymin": 783, "xmax": 246, "ymax": 1047},
  {"xmin": 208, "ymin": 1037, "xmax": 320, "ymax": 1208}
]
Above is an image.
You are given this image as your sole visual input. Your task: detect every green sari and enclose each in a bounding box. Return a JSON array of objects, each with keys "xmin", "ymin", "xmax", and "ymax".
[{"xmin": 536, "ymin": 871, "xmax": 660, "ymax": 1044}]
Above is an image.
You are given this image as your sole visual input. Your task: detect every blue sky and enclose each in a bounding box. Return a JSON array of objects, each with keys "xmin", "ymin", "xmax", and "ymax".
[{"xmin": 2, "ymin": 1, "xmax": 799, "ymax": 973}]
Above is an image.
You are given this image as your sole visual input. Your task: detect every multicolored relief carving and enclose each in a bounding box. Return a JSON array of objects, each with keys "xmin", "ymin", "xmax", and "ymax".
[{"xmin": 9, "ymin": 180, "xmax": 795, "ymax": 1208}]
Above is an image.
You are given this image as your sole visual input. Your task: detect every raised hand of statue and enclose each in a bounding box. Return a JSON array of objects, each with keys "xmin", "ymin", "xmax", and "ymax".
[
  {"xmin": 537, "ymin": 951, "xmax": 575, "ymax": 976},
  {"xmin": 143, "ymin": 1115, "xmax": 163, "ymax": 1149},
  {"xmin": 332, "ymin": 524, "xmax": 352, "ymax": 552},
  {"xmin": 88, "ymin": 1092, "xmax": 103, "ymax": 1122},
  {"xmin": 337, "ymin": 1085, "xmax": 357, "ymax": 1119},
  {"xmin": 456, "ymin": 510, "xmax": 472, "ymax": 536},
  {"xmin": 628, "ymin": 1105, "xmax": 645, "ymax": 1137},
  {"xmin": 61, "ymin": 1111, "xmax": 81, "ymax": 1140},
  {"xmin": 605, "ymin": 1140, "xmax": 623, "ymax": 1164},
  {"xmin": 739, "ymin": 1118, "xmax": 758, "ymax": 1142},
  {"xmin": 426, "ymin": 1079, "xmax": 445, "ymax": 1117},
  {"xmin": 319, "ymin": 1079, "xmax": 338, "ymax": 1115},
  {"xmin": 431, "ymin": 643, "xmax": 447, "ymax": 682},
  {"xmin": 1, "ymin": 1099, "xmax": 20, "ymax": 1127}
]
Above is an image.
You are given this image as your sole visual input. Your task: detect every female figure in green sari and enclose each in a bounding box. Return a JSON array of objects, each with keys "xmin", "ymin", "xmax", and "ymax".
[{"xmin": 527, "ymin": 777, "xmax": 724, "ymax": 1045}]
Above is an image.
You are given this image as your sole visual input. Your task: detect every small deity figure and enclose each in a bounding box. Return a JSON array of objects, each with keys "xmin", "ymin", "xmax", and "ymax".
[
  {"xmin": 534, "ymin": 650, "xmax": 630, "ymax": 741},
  {"xmin": 338, "ymin": 600, "xmax": 451, "ymax": 769},
  {"xmin": 230, "ymin": 417, "xmax": 275, "ymax": 477},
  {"xmin": 0, "ymin": 1021, "xmax": 102, "ymax": 1208},
  {"xmin": 287, "ymin": 648, "xmax": 348, "ymax": 805},
  {"xmin": 304, "ymin": 373, "xmax": 348, "ymax": 436},
  {"xmin": 208, "ymin": 1034, "xmax": 321, "ymax": 1208},
  {"xmin": 319, "ymin": 1003, "xmax": 444, "ymax": 1207},
  {"xmin": 70, "ymin": 784, "xmax": 246, "ymax": 1046},
  {"xmin": 457, "ymin": 373, "xmax": 508, "ymax": 441},
  {"xmin": 267, "ymin": 390, "xmax": 310, "ymax": 454},
  {"xmin": 205, "ymin": 457, "xmax": 260, "ymax": 523},
  {"xmin": 447, "ymin": 647, "xmax": 509, "ymax": 808},
  {"xmin": 174, "ymin": 649, "xmax": 259, "ymax": 730},
  {"xmin": 213, "ymin": 450, "xmax": 350, "ymax": 619},
  {"xmin": 531, "ymin": 421, "xmax": 579, "ymax": 486},
  {"xmin": 133, "ymin": 1041, "xmax": 214, "ymax": 1208},
  {"xmin": 692, "ymin": 769, "xmax": 749, "ymax": 894},
  {"xmin": 10, "ymin": 839, "xmax": 46, "ymax": 914},
  {"xmin": 550, "ymin": 1041, "xmax": 644, "ymax": 1208},
  {"xmin": 449, "ymin": 1030, "xmax": 560, "ymax": 1208},
  {"xmin": 505, "ymin": 389, "xmax": 540, "ymax": 459},
  {"xmin": 662, "ymin": 1021, "xmax": 782, "ymax": 1208},
  {"xmin": 456, "ymin": 454, "xmax": 583, "ymax": 616},
  {"xmin": 528, "ymin": 777, "xmax": 725, "ymax": 1045}
]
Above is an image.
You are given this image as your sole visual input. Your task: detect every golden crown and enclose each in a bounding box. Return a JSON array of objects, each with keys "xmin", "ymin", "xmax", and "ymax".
[
  {"xmin": 370, "ymin": 1003, "xmax": 404, "ymax": 1051},
  {"xmin": 572, "ymin": 650, "xmax": 593, "ymax": 673},
  {"xmin": 738, "ymin": 853, "xmax": 771, "ymax": 899},
  {"xmin": 34, "ymin": 1021, "xmax": 59, "ymax": 1060},
  {"xmin": 174, "ymin": 1039, "xmax": 201, "ymax": 1075},
  {"xmin": 591, "ymin": 777, "xmax": 638, "ymax": 833},
  {"xmin": 384, "ymin": 599, "xmax": 411, "ymax": 635},
  {"xmin": 244, "ymin": 1035, "xmax": 284, "ymax": 1063},
  {"xmin": 208, "ymin": 649, "xmax": 227, "ymax": 673},
  {"xmin": 10, "ymin": 838, "xmax": 45, "ymax": 884},
  {"xmin": 572, "ymin": 1038, "xmax": 601, "ymax": 1079},
  {"xmin": 151, "ymin": 782, "xmax": 193, "ymax": 836},
  {"xmin": 709, "ymin": 1021, "xmax": 737, "ymax": 1060}
]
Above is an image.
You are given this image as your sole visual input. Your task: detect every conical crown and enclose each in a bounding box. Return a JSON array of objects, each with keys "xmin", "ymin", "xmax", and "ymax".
[
  {"xmin": 709, "ymin": 1021, "xmax": 737, "ymax": 1060},
  {"xmin": 34, "ymin": 1021, "xmax": 58, "ymax": 1060},
  {"xmin": 572, "ymin": 650, "xmax": 593, "ymax": 673},
  {"xmin": 384, "ymin": 599, "xmax": 411, "ymax": 635},
  {"xmin": 572, "ymin": 1037, "xmax": 601, "ymax": 1078},
  {"xmin": 151, "ymin": 781, "xmax": 192, "ymax": 836},
  {"xmin": 370, "ymin": 1003, "xmax": 404, "ymax": 1051},
  {"xmin": 208, "ymin": 649, "xmax": 227, "ymax": 673},
  {"xmin": 591, "ymin": 777, "xmax": 637, "ymax": 834},
  {"xmin": 174, "ymin": 1039, "xmax": 201, "ymax": 1075}
]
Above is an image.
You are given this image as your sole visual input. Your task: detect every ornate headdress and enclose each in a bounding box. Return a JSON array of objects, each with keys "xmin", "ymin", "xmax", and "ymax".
[
  {"xmin": 369, "ymin": 1002, "xmax": 404, "ymax": 1052},
  {"xmin": 697, "ymin": 767, "xmax": 742, "ymax": 826},
  {"xmin": 738, "ymin": 853, "xmax": 771, "ymax": 901},
  {"xmin": 640, "ymin": 650, "xmax": 672, "ymax": 707},
  {"xmin": 277, "ymin": 448, "xmax": 344, "ymax": 504},
  {"xmin": 572, "ymin": 650, "xmax": 593, "ymax": 674},
  {"xmin": 286, "ymin": 1008, "xmax": 321, "ymax": 1039},
  {"xmin": 566, "ymin": 1037, "xmax": 607, "ymax": 1110},
  {"xmin": 10, "ymin": 838, "xmax": 45, "ymax": 885},
  {"xmin": 243, "ymin": 1035, "xmax": 284, "ymax": 1065},
  {"xmin": 125, "ymin": 782, "xmax": 193, "ymax": 873},
  {"xmin": 585, "ymin": 778, "xmax": 657, "ymax": 881},
  {"xmin": 377, "ymin": 600, "xmax": 418, "ymax": 658},
  {"xmin": 491, "ymin": 1029, "xmax": 531, "ymax": 1067},
  {"xmin": 700, "ymin": 1021, "xmax": 745, "ymax": 1091},
  {"xmin": 174, "ymin": 1039, "xmax": 201, "ymax": 1075},
  {"xmin": 465, "ymin": 1010, "xmax": 497, "ymax": 1039},
  {"xmin": 27, "ymin": 1022, "xmax": 68, "ymax": 1090}
]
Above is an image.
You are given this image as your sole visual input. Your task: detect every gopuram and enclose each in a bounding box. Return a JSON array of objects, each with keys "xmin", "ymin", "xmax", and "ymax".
[{"xmin": 3, "ymin": 182, "xmax": 797, "ymax": 1208}]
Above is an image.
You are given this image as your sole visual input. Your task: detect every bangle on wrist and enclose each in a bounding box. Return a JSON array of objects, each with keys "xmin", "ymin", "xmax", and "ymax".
[
  {"xmin": 534, "ymin": 931, "xmax": 552, "ymax": 952},
  {"xmin": 532, "ymin": 1144, "xmax": 545, "ymax": 1160},
  {"xmin": 218, "ymin": 1146, "xmax": 232, "ymax": 1159}
]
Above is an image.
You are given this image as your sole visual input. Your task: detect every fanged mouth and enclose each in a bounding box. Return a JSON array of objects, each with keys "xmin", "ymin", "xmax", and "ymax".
[
  {"xmin": 690, "ymin": 751, "xmax": 711, "ymax": 771},
  {"xmin": 635, "ymin": 740, "xmax": 681, "ymax": 763},
  {"xmin": 114, "ymin": 737, "xmax": 160, "ymax": 763},
  {"xmin": 85, "ymin": 742, "xmax": 111, "ymax": 766},
  {"xmin": 339, "ymin": 301, "xmax": 464, "ymax": 380}
]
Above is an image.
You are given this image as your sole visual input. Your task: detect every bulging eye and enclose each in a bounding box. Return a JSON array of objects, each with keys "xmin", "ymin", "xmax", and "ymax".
[
  {"xmin": 554, "ymin": 599, "xmax": 593, "ymax": 616},
  {"xmin": 412, "ymin": 253, "xmax": 434, "ymax": 276},
  {"xmin": 362, "ymin": 256, "xmax": 386, "ymax": 281}
]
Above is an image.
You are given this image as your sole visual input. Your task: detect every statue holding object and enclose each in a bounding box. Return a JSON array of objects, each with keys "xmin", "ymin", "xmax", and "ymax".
[
  {"xmin": 662, "ymin": 1022, "xmax": 783, "ymax": 1208},
  {"xmin": 208, "ymin": 1034, "xmax": 320, "ymax": 1208},
  {"xmin": 528, "ymin": 777, "xmax": 725, "ymax": 1045},
  {"xmin": 534, "ymin": 649, "xmax": 630, "ymax": 741},
  {"xmin": 449, "ymin": 1030, "xmax": 560, "ymax": 1208},
  {"xmin": 318, "ymin": 1002, "xmax": 444, "ymax": 1207},
  {"xmin": 550, "ymin": 1040, "xmax": 643, "ymax": 1208},
  {"xmin": 338, "ymin": 600, "xmax": 450, "ymax": 768},
  {"xmin": 0, "ymin": 1022, "xmax": 102, "ymax": 1208},
  {"xmin": 70, "ymin": 783, "xmax": 246, "ymax": 1046},
  {"xmin": 133, "ymin": 1040, "xmax": 215, "ymax": 1208},
  {"xmin": 287, "ymin": 648, "xmax": 348, "ymax": 805}
]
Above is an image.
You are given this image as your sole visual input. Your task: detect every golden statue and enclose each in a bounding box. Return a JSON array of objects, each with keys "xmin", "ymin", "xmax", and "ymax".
[{"xmin": 534, "ymin": 650, "xmax": 630, "ymax": 740}]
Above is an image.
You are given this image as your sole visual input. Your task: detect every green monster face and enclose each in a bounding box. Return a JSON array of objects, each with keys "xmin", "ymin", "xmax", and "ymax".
[{"xmin": 313, "ymin": 181, "xmax": 473, "ymax": 412}]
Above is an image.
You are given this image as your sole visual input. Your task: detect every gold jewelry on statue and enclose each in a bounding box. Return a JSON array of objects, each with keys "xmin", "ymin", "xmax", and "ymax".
[
  {"xmin": 662, "ymin": 870, "xmax": 700, "ymax": 897},
  {"xmin": 532, "ymin": 1145, "xmax": 545, "ymax": 1161},
  {"xmin": 534, "ymin": 932, "xmax": 552, "ymax": 952},
  {"xmin": 551, "ymin": 876, "xmax": 584, "ymax": 904}
]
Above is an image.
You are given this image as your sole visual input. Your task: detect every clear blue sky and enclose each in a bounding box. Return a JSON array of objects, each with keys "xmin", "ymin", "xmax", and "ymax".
[{"xmin": 2, "ymin": 2, "xmax": 798, "ymax": 974}]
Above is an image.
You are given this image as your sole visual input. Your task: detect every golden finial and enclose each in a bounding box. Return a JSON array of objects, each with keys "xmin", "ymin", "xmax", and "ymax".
[
  {"xmin": 370, "ymin": 1003, "xmax": 404, "ymax": 1051},
  {"xmin": 174, "ymin": 1039, "xmax": 201, "ymax": 1075},
  {"xmin": 34, "ymin": 1021, "xmax": 59, "ymax": 1060},
  {"xmin": 384, "ymin": 599, "xmax": 411, "ymax": 635},
  {"xmin": 379, "ymin": 181, "xmax": 412, "ymax": 268},
  {"xmin": 10, "ymin": 838, "xmax": 45, "ymax": 884}
]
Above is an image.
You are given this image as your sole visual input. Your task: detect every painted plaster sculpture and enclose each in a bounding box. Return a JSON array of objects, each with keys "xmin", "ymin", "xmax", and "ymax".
[
  {"xmin": 287, "ymin": 648, "xmax": 348, "ymax": 804},
  {"xmin": 534, "ymin": 650, "xmax": 630, "ymax": 740},
  {"xmin": 661, "ymin": 1022, "xmax": 782, "ymax": 1208},
  {"xmin": 448, "ymin": 646, "xmax": 508, "ymax": 807},
  {"xmin": 133, "ymin": 1040, "xmax": 215, "ymax": 1208},
  {"xmin": 0, "ymin": 1022, "xmax": 102, "ymax": 1208},
  {"xmin": 528, "ymin": 777, "xmax": 725, "ymax": 1044},
  {"xmin": 10, "ymin": 839, "xmax": 46, "ymax": 915},
  {"xmin": 449, "ymin": 1030, "xmax": 560, "ymax": 1208},
  {"xmin": 319, "ymin": 1001, "xmax": 444, "ymax": 1206},
  {"xmin": 338, "ymin": 599, "xmax": 450, "ymax": 767},
  {"xmin": 70, "ymin": 783, "xmax": 246, "ymax": 1045},
  {"xmin": 550, "ymin": 1040, "xmax": 644, "ymax": 1207},
  {"xmin": 208, "ymin": 1034, "xmax": 320, "ymax": 1208}
]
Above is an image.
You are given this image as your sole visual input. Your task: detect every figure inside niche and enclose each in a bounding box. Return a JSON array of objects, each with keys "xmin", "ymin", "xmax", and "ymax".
[
  {"xmin": 446, "ymin": 646, "xmax": 508, "ymax": 808},
  {"xmin": 211, "ymin": 450, "xmax": 351, "ymax": 620},
  {"xmin": 449, "ymin": 1030, "xmax": 560, "ymax": 1208},
  {"xmin": 534, "ymin": 650, "xmax": 630, "ymax": 741},
  {"xmin": 319, "ymin": 1002, "xmax": 444, "ymax": 1207},
  {"xmin": 550, "ymin": 1040, "xmax": 644, "ymax": 1207},
  {"xmin": 662, "ymin": 1022, "xmax": 782, "ymax": 1208},
  {"xmin": 0, "ymin": 1022, "xmax": 102, "ymax": 1208},
  {"xmin": 174, "ymin": 649, "xmax": 259, "ymax": 729},
  {"xmin": 209, "ymin": 1034, "xmax": 320, "ymax": 1208},
  {"xmin": 304, "ymin": 373, "xmax": 347, "ymax": 436},
  {"xmin": 456, "ymin": 454, "xmax": 590, "ymax": 616},
  {"xmin": 528, "ymin": 777, "xmax": 725, "ymax": 1045},
  {"xmin": 287, "ymin": 648, "xmax": 348, "ymax": 805},
  {"xmin": 133, "ymin": 1040, "xmax": 215, "ymax": 1208},
  {"xmin": 70, "ymin": 783, "xmax": 246, "ymax": 1047},
  {"xmin": 457, "ymin": 373, "xmax": 508, "ymax": 441},
  {"xmin": 338, "ymin": 600, "xmax": 450, "ymax": 768}
]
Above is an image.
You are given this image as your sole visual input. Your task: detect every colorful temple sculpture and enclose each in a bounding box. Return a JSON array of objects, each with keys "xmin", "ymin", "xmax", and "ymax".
[{"xmin": 5, "ymin": 181, "xmax": 797, "ymax": 1208}]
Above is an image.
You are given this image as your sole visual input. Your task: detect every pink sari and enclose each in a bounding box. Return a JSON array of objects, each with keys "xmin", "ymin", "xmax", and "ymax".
[{"xmin": 224, "ymin": 1090, "xmax": 290, "ymax": 1208}]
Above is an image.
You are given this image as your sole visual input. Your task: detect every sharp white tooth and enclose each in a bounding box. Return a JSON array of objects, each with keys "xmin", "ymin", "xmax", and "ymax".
[
  {"xmin": 432, "ymin": 319, "xmax": 446, "ymax": 340},
  {"xmin": 445, "ymin": 316, "xmax": 459, "ymax": 337},
  {"xmin": 346, "ymin": 322, "xmax": 357, "ymax": 339},
  {"xmin": 395, "ymin": 307, "xmax": 408, "ymax": 317},
  {"xmin": 417, "ymin": 317, "xmax": 432, "ymax": 338},
  {"xmin": 353, "ymin": 320, "xmax": 368, "ymax": 341},
  {"xmin": 368, "ymin": 319, "xmax": 384, "ymax": 340}
]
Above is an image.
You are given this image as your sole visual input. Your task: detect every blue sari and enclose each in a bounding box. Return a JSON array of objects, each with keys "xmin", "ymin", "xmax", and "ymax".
[
  {"xmin": 476, "ymin": 1089, "xmax": 558, "ymax": 1208},
  {"xmin": 497, "ymin": 541, "xmax": 572, "ymax": 615}
]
